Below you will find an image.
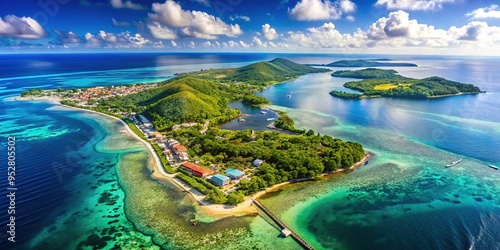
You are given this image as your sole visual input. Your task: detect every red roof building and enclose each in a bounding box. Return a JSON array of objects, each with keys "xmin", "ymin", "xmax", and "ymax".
[
  {"xmin": 180, "ymin": 162, "xmax": 213, "ymax": 177},
  {"xmin": 173, "ymin": 144, "xmax": 187, "ymax": 152}
]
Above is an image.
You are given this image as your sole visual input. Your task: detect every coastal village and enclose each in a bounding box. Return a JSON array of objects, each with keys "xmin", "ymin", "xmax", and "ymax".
[{"xmin": 131, "ymin": 114, "xmax": 256, "ymax": 192}]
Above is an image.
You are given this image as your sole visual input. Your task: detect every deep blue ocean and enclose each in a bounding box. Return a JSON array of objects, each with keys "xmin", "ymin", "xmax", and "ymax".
[{"xmin": 0, "ymin": 53, "xmax": 499, "ymax": 249}]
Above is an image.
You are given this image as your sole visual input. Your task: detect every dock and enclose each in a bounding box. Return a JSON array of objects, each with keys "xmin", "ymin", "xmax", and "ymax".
[{"xmin": 252, "ymin": 199, "xmax": 314, "ymax": 250}]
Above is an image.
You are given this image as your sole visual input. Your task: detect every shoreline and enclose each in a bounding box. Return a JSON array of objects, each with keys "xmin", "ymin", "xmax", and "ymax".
[{"xmin": 17, "ymin": 95, "xmax": 369, "ymax": 219}]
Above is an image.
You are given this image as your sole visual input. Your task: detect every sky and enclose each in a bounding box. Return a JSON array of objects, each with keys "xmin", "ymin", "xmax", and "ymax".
[{"xmin": 1, "ymin": 0, "xmax": 500, "ymax": 55}]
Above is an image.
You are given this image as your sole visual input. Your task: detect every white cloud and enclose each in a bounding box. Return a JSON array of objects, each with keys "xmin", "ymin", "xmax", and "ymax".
[
  {"xmin": 52, "ymin": 30, "xmax": 83, "ymax": 46},
  {"xmin": 239, "ymin": 40, "xmax": 250, "ymax": 48},
  {"xmin": 0, "ymin": 15, "xmax": 46, "ymax": 39},
  {"xmin": 287, "ymin": 22, "xmax": 365, "ymax": 48},
  {"xmin": 230, "ymin": 15, "xmax": 251, "ymax": 22},
  {"xmin": 367, "ymin": 10, "xmax": 446, "ymax": 40},
  {"xmin": 112, "ymin": 18, "xmax": 131, "ymax": 27},
  {"xmin": 288, "ymin": 0, "xmax": 356, "ymax": 21},
  {"xmin": 262, "ymin": 24, "xmax": 278, "ymax": 40},
  {"xmin": 147, "ymin": 22, "xmax": 178, "ymax": 39},
  {"xmin": 83, "ymin": 30, "xmax": 151, "ymax": 48},
  {"xmin": 448, "ymin": 21, "xmax": 500, "ymax": 41},
  {"xmin": 202, "ymin": 41, "xmax": 211, "ymax": 47},
  {"xmin": 148, "ymin": 0, "xmax": 242, "ymax": 39},
  {"xmin": 466, "ymin": 5, "xmax": 500, "ymax": 19},
  {"xmin": 188, "ymin": 41, "xmax": 195, "ymax": 48},
  {"xmin": 171, "ymin": 40, "xmax": 177, "ymax": 47},
  {"xmin": 110, "ymin": 0, "xmax": 144, "ymax": 10},
  {"xmin": 375, "ymin": 0, "xmax": 455, "ymax": 11},
  {"xmin": 252, "ymin": 36, "xmax": 264, "ymax": 47}
]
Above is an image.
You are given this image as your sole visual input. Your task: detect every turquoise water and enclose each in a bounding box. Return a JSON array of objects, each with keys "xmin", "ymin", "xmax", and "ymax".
[{"xmin": 255, "ymin": 58, "xmax": 500, "ymax": 249}]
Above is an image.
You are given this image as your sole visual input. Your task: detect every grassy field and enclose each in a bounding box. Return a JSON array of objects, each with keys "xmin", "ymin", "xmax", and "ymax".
[{"xmin": 373, "ymin": 84, "xmax": 398, "ymax": 90}]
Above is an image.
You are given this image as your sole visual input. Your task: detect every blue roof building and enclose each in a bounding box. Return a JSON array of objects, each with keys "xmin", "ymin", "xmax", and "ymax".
[
  {"xmin": 211, "ymin": 174, "xmax": 230, "ymax": 186},
  {"xmin": 253, "ymin": 159, "xmax": 264, "ymax": 167},
  {"xmin": 225, "ymin": 169, "xmax": 244, "ymax": 180}
]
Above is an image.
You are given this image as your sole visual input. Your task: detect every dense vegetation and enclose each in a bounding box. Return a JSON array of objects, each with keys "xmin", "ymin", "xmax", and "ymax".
[
  {"xmin": 332, "ymin": 68, "xmax": 406, "ymax": 79},
  {"xmin": 309, "ymin": 59, "xmax": 417, "ymax": 67},
  {"xmin": 174, "ymin": 127, "xmax": 365, "ymax": 195},
  {"xmin": 274, "ymin": 113, "xmax": 304, "ymax": 133},
  {"xmin": 21, "ymin": 88, "xmax": 43, "ymax": 97},
  {"xmin": 331, "ymin": 68, "xmax": 482, "ymax": 99},
  {"xmin": 242, "ymin": 95, "xmax": 270, "ymax": 106},
  {"xmin": 329, "ymin": 90, "xmax": 364, "ymax": 99}
]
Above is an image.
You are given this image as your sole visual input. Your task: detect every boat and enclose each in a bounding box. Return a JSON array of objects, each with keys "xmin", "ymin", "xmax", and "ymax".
[
  {"xmin": 238, "ymin": 118, "xmax": 245, "ymax": 122},
  {"xmin": 260, "ymin": 111, "xmax": 267, "ymax": 114},
  {"xmin": 489, "ymin": 165, "xmax": 499, "ymax": 170},
  {"xmin": 445, "ymin": 158, "xmax": 462, "ymax": 168},
  {"xmin": 286, "ymin": 94, "xmax": 292, "ymax": 98},
  {"xmin": 266, "ymin": 118, "xmax": 275, "ymax": 121}
]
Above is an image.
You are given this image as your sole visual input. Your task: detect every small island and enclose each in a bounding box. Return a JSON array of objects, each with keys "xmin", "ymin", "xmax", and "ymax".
[
  {"xmin": 308, "ymin": 59, "xmax": 418, "ymax": 67},
  {"xmin": 330, "ymin": 68, "xmax": 482, "ymax": 99}
]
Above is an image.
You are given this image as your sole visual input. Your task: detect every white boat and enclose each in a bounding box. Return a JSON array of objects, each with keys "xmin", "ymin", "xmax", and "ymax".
[
  {"xmin": 286, "ymin": 94, "xmax": 292, "ymax": 98},
  {"xmin": 260, "ymin": 111, "xmax": 267, "ymax": 114},
  {"xmin": 445, "ymin": 158, "xmax": 462, "ymax": 168},
  {"xmin": 266, "ymin": 118, "xmax": 275, "ymax": 121},
  {"xmin": 489, "ymin": 165, "xmax": 498, "ymax": 170}
]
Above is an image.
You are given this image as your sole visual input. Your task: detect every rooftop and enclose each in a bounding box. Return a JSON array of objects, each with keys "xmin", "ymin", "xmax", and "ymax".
[
  {"xmin": 212, "ymin": 174, "xmax": 230, "ymax": 182},
  {"xmin": 181, "ymin": 162, "xmax": 213, "ymax": 175},
  {"xmin": 225, "ymin": 168, "xmax": 244, "ymax": 177}
]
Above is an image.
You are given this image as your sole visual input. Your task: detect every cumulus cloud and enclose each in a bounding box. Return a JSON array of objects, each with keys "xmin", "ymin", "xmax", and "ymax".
[
  {"xmin": 110, "ymin": 0, "xmax": 144, "ymax": 10},
  {"xmin": 0, "ymin": 15, "xmax": 46, "ymax": 39},
  {"xmin": 52, "ymin": 30, "xmax": 83, "ymax": 45},
  {"xmin": 83, "ymin": 30, "xmax": 152, "ymax": 48},
  {"xmin": 239, "ymin": 40, "xmax": 250, "ymax": 48},
  {"xmin": 147, "ymin": 22, "xmax": 178, "ymax": 39},
  {"xmin": 466, "ymin": 5, "xmax": 500, "ymax": 19},
  {"xmin": 262, "ymin": 24, "xmax": 278, "ymax": 40},
  {"xmin": 375, "ymin": 0, "xmax": 455, "ymax": 11},
  {"xmin": 288, "ymin": 0, "xmax": 356, "ymax": 21},
  {"xmin": 367, "ymin": 10, "xmax": 445, "ymax": 40},
  {"xmin": 448, "ymin": 21, "xmax": 500, "ymax": 41},
  {"xmin": 148, "ymin": 0, "xmax": 242, "ymax": 39},
  {"xmin": 171, "ymin": 40, "xmax": 177, "ymax": 47},
  {"xmin": 287, "ymin": 22, "xmax": 365, "ymax": 48},
  {"xmin": 112, "ymin": 18, "xmax": 131, "ymax": 27},
  {"xmin": 202, "ymin": 41, "xmax": 211, "ymax": 47},
  {"xmin": 188, "ymin": 41, "xmax": 195, "ymax": 48},
  {"xmin": 230, "ymin": 15, "xmax": 251, "ymax": 22}
]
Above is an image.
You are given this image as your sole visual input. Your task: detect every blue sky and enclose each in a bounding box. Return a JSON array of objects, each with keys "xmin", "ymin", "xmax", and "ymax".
[{"xmin": 1, "ymin": 0, "xmax": 500, "ymax": 55}]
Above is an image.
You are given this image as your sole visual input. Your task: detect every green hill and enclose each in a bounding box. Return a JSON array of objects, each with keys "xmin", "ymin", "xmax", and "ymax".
[{"xmin": 182, "ymin": 58, "xmax": 330, "ymax": 86}]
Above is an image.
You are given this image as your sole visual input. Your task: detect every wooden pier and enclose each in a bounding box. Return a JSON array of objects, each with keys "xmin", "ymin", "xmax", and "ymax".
[{"xmin": 252, "ymin": 199, "xmax": 314, "ymax": 250}]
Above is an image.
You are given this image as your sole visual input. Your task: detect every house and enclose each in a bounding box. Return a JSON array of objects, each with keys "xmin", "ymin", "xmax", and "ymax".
[
  {"xmin": 252, "ymin": 159, "xmax": 264, "ymax": 167},
  {"xmin": 281, "ymin": 228, "xmax": 292, "ymax": 237},
  {"xmin": 180, "ymin": 162, "xmax": 214, "ymax": 177},
  {"xmin": 172, "ymin": 144, "xmax": 189, "ymax": 161},
  {"xmin": 225, "ymin": 169, "xmax": 244, "ymax": 180},
  {"xmin": 211, "ymin": 174, "xmax": 230, "ymax": 186}
]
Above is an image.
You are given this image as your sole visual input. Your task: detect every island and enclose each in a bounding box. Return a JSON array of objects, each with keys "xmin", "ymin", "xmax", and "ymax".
[
  {"xmin": 330, "ymin": 68, "xmax": 482, "ymax": 99},
  {"xmin": 307, "ymin": 59, "xmax": 418, "ymax": 67},
  {"xmin": 19, "ymin": 58, "xmax": 367, "ymax": 207}
]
